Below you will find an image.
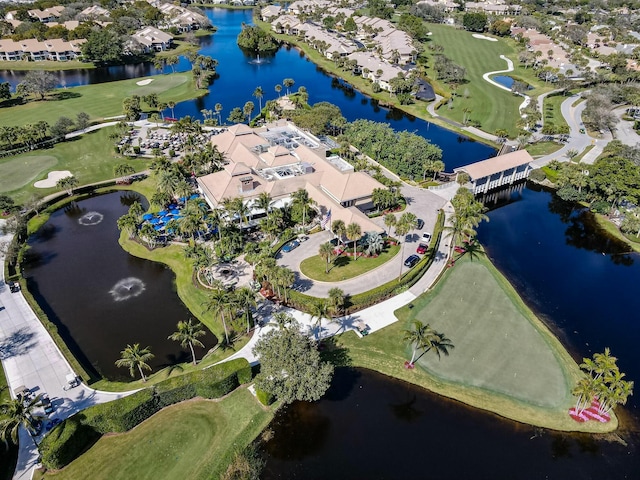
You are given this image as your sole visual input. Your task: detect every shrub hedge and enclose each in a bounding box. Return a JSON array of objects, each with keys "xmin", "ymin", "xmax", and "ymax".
[
  {"xmin": 255, "ymin": 388, "xmax": 275, "ymax": 406},
  {"xmin": 39, "ymin": 358, "xmax": 252, "ymax": 470}
]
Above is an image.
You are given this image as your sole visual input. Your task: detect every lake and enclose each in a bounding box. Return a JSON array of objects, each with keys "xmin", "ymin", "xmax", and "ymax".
[
  {"xmin": 0, "ymin": 8, "xmax": 495, "ymax": 170},
  {"xmin": 22, "ymin": 191, "xmax": 214, "ymax": 380}
]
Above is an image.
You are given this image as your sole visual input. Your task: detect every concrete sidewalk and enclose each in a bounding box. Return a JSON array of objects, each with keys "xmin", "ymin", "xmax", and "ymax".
[{"xmin": 0, "ymin": 221, "xmax": 132, "ymax": 480}]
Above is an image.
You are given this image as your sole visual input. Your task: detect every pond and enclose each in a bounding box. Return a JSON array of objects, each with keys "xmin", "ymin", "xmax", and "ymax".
[
  {"xmin": 261, "ymin": 184, "xmax": 640, "ymax": 477},
  {"xmin": 0, "ymin": 8, "xmax": 495, "ymax": 170},
  {"xmin": 492, "ymin": 75, "xmax": 531, "ymax": 90},
  {"xmin": 22, "ymin": 191, "xmax": 214, "ymax": 380},
  {"xmin": 262, "ymin": 368, "xmax": 640, "ymax": 479}
]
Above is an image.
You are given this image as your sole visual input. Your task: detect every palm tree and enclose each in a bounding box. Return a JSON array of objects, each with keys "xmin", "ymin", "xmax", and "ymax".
[
  {"xmin": 283, "ymin": 78, "xmax": 295, "ymax": 95},
  {"xmin": 319, "ymin": 242, "xmax": 334, "ymax": 274},
  {"xmin": 203, "ymin": 288, "xmax": 231, "ymax": 344},
  {"xmin": 383, "ymin": 214, "xmax": 397, "ymax": 236},
  {"xmin": 254, "ymin": 191, "xmax": 273, "ymax": 215},
  {"xmin": 270, "ymin": 311, "xmax": 295, "ymax": 330},
  {"xmin": 291, "ymin": 188, "xmax": 314, "ymax": 227},
  {"xmin": 114, "ymin": 163, "xmax": 135, "ymax": 183},
  {"xmin": 331, "ymin": 219, "xmax": 346, "ymax": 245},
  {"xmin": 403, "ymin": 321, "xmax": 453, "ymax": 367},
  {"xmin": 572, "ymin": 376, "xmax": 597, "ymax": 414},
  {"xmin": 328, "ymin": 287, "xmax": 345, "ymax": 316},
  {"xmin": 115, "ymin": 343, "xmax": 154, "ymax": 382},
  {"xmin": 364, "ymin": 232, "xmax": 384, "ymax": 256},
  {"xmin": 243, "ymin": 101, "xmax": 255, "ymax": 123},
  {"xmin": 168, "ymin": 319, "xmax": 206, "ymax": 365},
  {"xmin": 214, "ymin": 102, "xmax": 223, "ymax": 125},
  {"xmin": 168, "ymin": 101, "xmax": 176, "ymax": 119},
  {"xmin": 275, "ymin": 84, "xmax": 282, "ymax": 98},
  {"xmin": 0, "ymin": 395, "xmax": 45, "ymax": 448},
  {"xmin": 346, "ymin": 222, "xmax": 362, "ymax": 260},
  {"xmin": 253, "ymin": 86, "xmax": 264, "ymax": 112},
  {"xmin": 117, "ymin": 213, "xmax": 138, "ymax": 239},
  {"xmin": 236, "ymin": 286, "xmax": 257, "ymax": 333},
  {"xmin": 309, "ymin": 301, "xmax": 330, "ymax": 340}
]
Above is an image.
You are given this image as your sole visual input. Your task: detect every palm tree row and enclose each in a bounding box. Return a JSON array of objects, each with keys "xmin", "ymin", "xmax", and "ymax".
[
  {"xmin": 446, "ymin": 188, "xmax": 489, "ymax": 248},
  {"xmin": 116, "ymin": 319, "xmax": 208, "ymax": 382},
  {"xmin": 203, "ymin": 283, "xmax": 258, "ymax": 344},
  {"xmin": 572, "ymin": 348, "xmax": 634, "ymax": 416}
]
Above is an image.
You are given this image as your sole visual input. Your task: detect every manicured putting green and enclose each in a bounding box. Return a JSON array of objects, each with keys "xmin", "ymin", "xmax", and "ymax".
[
  {"xmin": 43, "ymin": 389, "xmax": 272, "ymax": 480},
  {"xmin": 405, "ymin": 259, "xmax": 570, "ymax": 408},
  {"xmin": 0, "ymin": 155, "xmax": 57, "ymax": 193}
]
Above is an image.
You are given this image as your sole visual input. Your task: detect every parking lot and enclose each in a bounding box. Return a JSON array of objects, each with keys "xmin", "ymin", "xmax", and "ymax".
[{"xmin": 118, "ymin": 124, "xmax": 225, "ymax": 158}]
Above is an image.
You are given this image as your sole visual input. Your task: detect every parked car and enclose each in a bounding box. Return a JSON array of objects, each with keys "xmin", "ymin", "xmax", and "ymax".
[
  {"xmin": 281, "ymin": 240, "xmax": 300, "ymax": 253},
  {"xmin": 9, "ymin": 281, "xmax": 20, "ymax": 293},
  {"xmin": 422, "ymin": 232, "xmax": 432, "ymax": 242},
  {"xmin": 404, "ymin": 254, "xmax": 420, "ymax": 268},
  {"xmin": 454, "ymin": 246, "xmax": 466, "ymax": 254},
  {"xmin": 417, "ymin": 218, "xmax": 424, "ymax": 230},
  {"xmin": 416, "ymin": 243, "xmax": 428, "ymax": 254},
  {"xmin": 41, "ymin": 394, "xmax": 54, "ymax": 415}
]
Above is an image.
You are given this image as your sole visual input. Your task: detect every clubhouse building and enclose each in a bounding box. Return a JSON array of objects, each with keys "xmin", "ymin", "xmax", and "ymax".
[{"xmin": 196, "ymin": 121, "xmax": 385, "ymax": 233}]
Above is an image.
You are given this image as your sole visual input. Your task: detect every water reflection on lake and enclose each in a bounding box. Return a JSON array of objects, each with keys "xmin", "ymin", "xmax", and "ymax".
[
  {"xmin": 23, "ymin": 191, "xmax": 214, "ymax": 380},
  {"xmin": 262, "ymin": 368, "xmax": 640, "ymax": 479}
]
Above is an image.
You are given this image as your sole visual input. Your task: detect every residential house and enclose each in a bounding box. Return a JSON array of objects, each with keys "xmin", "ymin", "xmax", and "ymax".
[
  {"xmin": 132, "ymin": 27, "xmax": 173, "ymax": 52},
  {"xmin": 27, "ymin": 6, "xmax": 65, "ymax": 23},
  {"xmin": 79, "ymin": 5, "xmax": 110, "ymax": 19},
  {"xmin": 348, "ymin": 52, "xmax": 406, "ymax": 91},
  {"xmin": 0, "ymin": 38, "xmax": 86, "ymax": 61}
]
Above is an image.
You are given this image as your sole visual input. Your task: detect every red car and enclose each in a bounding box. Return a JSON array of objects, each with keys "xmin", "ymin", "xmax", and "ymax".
[
  {"xmin": 454, "ymin": 246, "xmax": 466, "ymax": 254},
  {"xmin": 416, "ymin": 243, "xmax": 428, "ymax": 254}
]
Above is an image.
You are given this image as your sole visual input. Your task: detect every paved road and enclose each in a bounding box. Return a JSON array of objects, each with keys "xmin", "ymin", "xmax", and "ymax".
[
  {"xmin": 613, "ymin": 106, "xmax": 640, "ymax": 147},
  {"xmin": 276, "ymin": 185, "xmax": 446, "ymax": 297},
  {"xmin": 0, "ymin": 221, "xmax": 133, "ymax": 480}
]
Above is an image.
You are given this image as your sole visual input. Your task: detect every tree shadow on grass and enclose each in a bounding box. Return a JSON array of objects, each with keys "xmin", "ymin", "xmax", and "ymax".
[
  {"xmin": 50, "ymin": 91, "xmax": 81, "ymax": 101},
  {"xmin": 330, "ymin": 255, "xmax": 350, "ymax": 271}
]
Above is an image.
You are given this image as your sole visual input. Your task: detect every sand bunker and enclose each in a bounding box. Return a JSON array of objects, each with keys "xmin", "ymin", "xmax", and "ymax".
[
  {"xmin": 136, "ymin": 78, "xmax": 154, "ymax": 86},
  {"xmin": 34, "ymin": 170, "xmax": 73, "ymax": 188},
  {"xmin": 472, "ymin": 34, "xmax": 498, "ymax": 42}
]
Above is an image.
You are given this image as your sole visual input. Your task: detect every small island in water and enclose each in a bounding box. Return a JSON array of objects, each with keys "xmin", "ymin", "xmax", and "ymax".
[{"xmin": 237, "ymin": 24, "xmax": 280, "ymax": 53}]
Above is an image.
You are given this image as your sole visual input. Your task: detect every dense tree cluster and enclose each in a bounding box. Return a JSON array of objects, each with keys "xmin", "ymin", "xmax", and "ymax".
[
  {"xmin": 82, "ymin": 29, "xmax": 124, "ymax": 65},
  {"xmin": 288, "ymin": 101, "xmax": 346, "ymax": 135},
  {"xmin": 237, "ymin": 24, "xmax": 280, "ymax": 53},
  {"xmin": 252, "ymin": 319, "xmax": 334, "ymax": 404},
  {"xmin": 462, "ymin": 12, "xmax": 487, "ymax": 33},
  {"xmin": 15, "ymin": 70, "xmax": 56, "ymax": 100},
  {"xmin": 343, "ymin": 120, "xmax": 443, "ymax": 179},
  {"xmin": 397, "ymin": 12, "xmax": 429, "ymax": 40},
  {"xmin": 432, "ymin": 54, "xmax": 466, "ymax": 86}
]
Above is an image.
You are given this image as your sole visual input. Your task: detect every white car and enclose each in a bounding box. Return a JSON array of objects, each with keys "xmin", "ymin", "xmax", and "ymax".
[{"xmin": 422, "ymin": 232, "xmax": 432, "ymax": 242}]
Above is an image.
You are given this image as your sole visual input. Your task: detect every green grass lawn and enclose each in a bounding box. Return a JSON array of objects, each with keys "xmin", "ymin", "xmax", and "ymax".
[
  {"xmin": 0, "ymin": 127, "xmax": 150, "ymax": 203},
  {"xmin": 543, "ymin": 93, "xmax": 570, "ymax": 131},
  {"xmin": 39, "ymin": 388, "xmax": 273, "ymax": 480},
  {"xmin": 299, "ymin": 244, "xmax": 400, "ymax": 282},
  {"xmin": 324, "ymin": 255, "xmax": 616, "ymax": 432},
  {"xmin": 425, "ymin": 24, "xmax": 552, "ymax": 137},
  {"xmin": 573, "ymin": 145, "xmax": 594, "ymax": 163},
  {"xmin": 0, "ymin": 60, "xmax": 92, "ymax": 71},
  {"xmin": 525, "ymin": 141, "xmax": 563, "ymax": 157},
  {"xmin": 1, "ymin": 72, "xmax": 205, "ymax": 128}
]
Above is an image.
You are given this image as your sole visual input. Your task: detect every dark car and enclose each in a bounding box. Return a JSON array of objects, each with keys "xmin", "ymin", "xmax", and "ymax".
[
  {"xmin": 416, "ymin": 243, "xmax": 428, "ymax": 255},
  {"xmin": 9, "ymin": 281, "xmax": 20, "ymax": 293},
  {"xmin": 417, "ymin": 218, "xmax": 424, "ymax": 230},
  {"xmin": 281, "ymin": 240, "xmax": 300, "ymax": 253},
  {"xmin": 41, "ymin": 395, "xmax": 54, "ymax": 415},
  {"xmin": 404, "ymin": 254, "xmax": 420, "ymax": 268}
]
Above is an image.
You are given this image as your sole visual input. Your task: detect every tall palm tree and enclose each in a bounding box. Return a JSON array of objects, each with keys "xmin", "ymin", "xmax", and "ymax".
[
  {"xmin": 319, "ymin": 242, "xmax": 334, "ymax": 273},
  {"xmin": 115, "ymin": 344, "xmax": 154, "ymax": 382},
  {"xmin": 309, "ymin": 301, "xmax": 330, "ymax": 340},
  {"xmin": 275, "ymin": 84, "xmax": 282, "ymax": 98},
  {"xmin": 168, "ymin": 319, "xmax": 206, "ymax": 365},
  {"xmin": 214, "ymin": 103, "xmax": 223, "ymax": 125},
  {"xmin": 0, "ymin": 395, "xmax": 45, "ymax": 448},
  {"xmin": 346, "ymin": 222, "xmax": 362, "ymax": 260},
  {"xmin": 270, "ymin": 311, "xmax": 295, "ymax": 330},
  {"xmin": 291, "ymin": 188, "xmax": 314, "ymax": 227},
  {"xmin": 331, "ymin": 219, "xmax": 346, "ymax": 245},
  {"xmin": 403, "ymin": 321, "xmax": 453, "ymax": 367},
  {"xmin": 253, "ymin": 86, "xmax": 264, "ymax": 112},
  {"xmin": 236, "ymin": 286, "xmax": 257, "ymax": 333},
  {"xmin": 328, "ymin": 287, "xmax": 345, "ymax": 316},
  {"xmin": 383, "ymin": 213, "xmax": 396, "ymax": 236},
  {"xmin": 203, "ymin": 288, "xmax": 231, "ymax": 344},
  {"xmin": 254, "ymin": 191, "xmax": 273, "ymax": 215},
  {"xmin": 572, "ymin": 376, "xmax": 596, "ymax": 414}
]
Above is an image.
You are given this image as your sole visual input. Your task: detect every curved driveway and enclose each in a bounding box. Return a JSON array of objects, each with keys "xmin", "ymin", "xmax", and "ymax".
[{"xmin": 276, "ymin": 185, "xmax": 447, "ymax": 297}]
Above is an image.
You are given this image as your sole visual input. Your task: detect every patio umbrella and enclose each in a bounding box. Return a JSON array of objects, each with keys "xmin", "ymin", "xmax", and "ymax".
[
  {"xmin": 149, "ymin": 218, "xmax": 161, "ymax": 224},
  {"xmin": 158, "ymin": 210, "xmax": 168, "ymax": 216},
  {"xmin": 142, "ymin": 213, "xmax": 154, "ymax": 220}
]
